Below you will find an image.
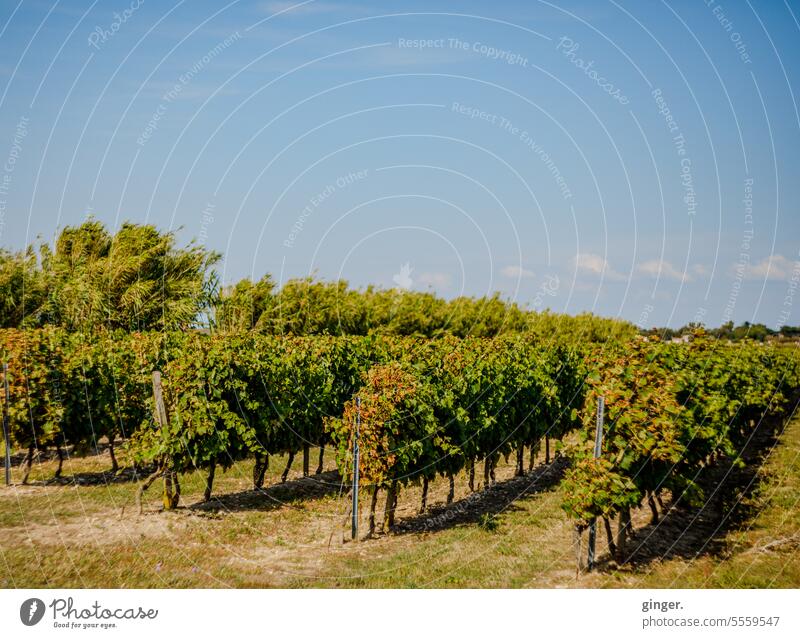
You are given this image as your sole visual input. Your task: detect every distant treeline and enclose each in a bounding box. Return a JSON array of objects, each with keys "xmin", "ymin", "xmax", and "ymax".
[
  {"xmin": 642, "ymin": 321, "xmax": 800, "ymax": 342},
  {"xmin": 4, "ymin": 219, "xmax": 793, "ymax": 341},
  {"xmin": 215, "ymin": 275, "xmax": 637, "ymax": 341},
  {"xmin": 0, "ymin": 219, "xmax": 636, "ymax": 342}
]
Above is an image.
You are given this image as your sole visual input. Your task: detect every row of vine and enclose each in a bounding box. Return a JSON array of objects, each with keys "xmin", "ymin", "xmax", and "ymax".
[{"xmin": 2, "ymin": 328, "xmax": 798, "ymax": 550}]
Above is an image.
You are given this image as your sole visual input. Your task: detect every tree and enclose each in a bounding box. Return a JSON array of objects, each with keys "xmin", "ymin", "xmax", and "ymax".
[
  {"xmin": 0, "ymin": 247, "xmax": 48, "ymax": 328},
  {"xmin": 216, "ymin": 275, "xmax": 275, "ymax": 332},
  {"xmin": 2, "ymin": 219, "xmax": 221, "ymax": 332}
]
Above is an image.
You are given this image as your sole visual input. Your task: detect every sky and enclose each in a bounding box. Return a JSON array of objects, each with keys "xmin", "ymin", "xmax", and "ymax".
[{"xmin": 0, "ymin": 0, "xmax": 799, "ymax": 329}]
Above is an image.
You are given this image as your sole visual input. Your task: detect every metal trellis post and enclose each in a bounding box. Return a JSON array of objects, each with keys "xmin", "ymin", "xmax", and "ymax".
[{"xmin": 587, "ymin": 395, "xmax": 604, "ymax": 571}]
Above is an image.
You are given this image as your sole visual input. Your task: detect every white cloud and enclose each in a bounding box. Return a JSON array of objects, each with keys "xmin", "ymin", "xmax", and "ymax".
[
  {"xmin": 691, "ymin": 263, "xmax": 708, "ymax": 277},
  {"xmin": 743, "ymin": 254, "xmax": 796, "ymax": 280},
  {"xmin": 573, "ymin": 253, "xmax": 624, "ymax": 280},
  {"xmin": 574, "ymin": 253, "xmax": 606, "ymax": 274},
  {"xmin": 637, "ymin": 259, "xmax": 689, "ymax": 282},
  {"xmin": 418, "ymin": 272, "xmax": 452, "ymax": 288},
  {"xmin": 501, "ymin": 265, "xmax": 535, "ymax": 279}
]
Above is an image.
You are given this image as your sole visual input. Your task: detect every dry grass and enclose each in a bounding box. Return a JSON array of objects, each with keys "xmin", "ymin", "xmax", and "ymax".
[{"xmin": 1, "ymin": 412, "xmax": 798, "ymax": 588}]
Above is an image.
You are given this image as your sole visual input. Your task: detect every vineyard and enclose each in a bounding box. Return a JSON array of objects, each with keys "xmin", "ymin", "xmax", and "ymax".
[
  {"xmin": 2, "ymin": 326, "xmax": 798, "ymax": 580},
  {"xmin": 3, "ymin": 8, "xmax": 800, "ymax": 630}
]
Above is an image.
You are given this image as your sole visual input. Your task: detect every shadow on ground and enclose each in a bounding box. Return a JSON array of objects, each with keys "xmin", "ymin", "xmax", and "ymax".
[
  {"xmin": 392, "ymin": 456, "xmax": 568, "ymax": 536},
  {"xmin": 8, "ymin": 440, "xmax": 146, "ymax": 486},
  {"xmin": 190, "ymin": 470, "xmax": 345, "ymax": 513},
  {"xmin": 46, "ymin": 464, "xmax": 155, "ymax": 486},
  {"xmin": 595, "ymin": 399, "xmax": 798, "ymax": 572}
]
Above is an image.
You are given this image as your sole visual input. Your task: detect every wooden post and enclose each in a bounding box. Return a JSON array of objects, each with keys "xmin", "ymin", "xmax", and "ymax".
[
  {"xmin": 152, "ymin": 371, "xmax": 178, "ymax": 510},
  {"xmin": 152, "ymin": 371, "xmax": 169, "ymax": 431},
  {"xmin": 351, "ymin": 395, "xmax": 360, "ymax": 541},
  {"xmin": 587, "ymin": 396, "xmax": 604, "ymax": 571},
  {"xmin": 2, "ymin": 363, "xmax": 10, "ymax": 486}
]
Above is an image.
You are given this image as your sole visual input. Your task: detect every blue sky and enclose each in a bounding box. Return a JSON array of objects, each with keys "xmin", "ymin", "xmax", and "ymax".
[{"xmin": 1, "ymin": 0, "xmax": 799, "ymax": 328}]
